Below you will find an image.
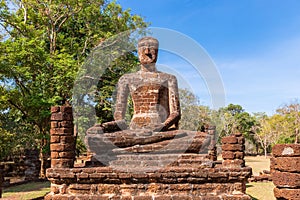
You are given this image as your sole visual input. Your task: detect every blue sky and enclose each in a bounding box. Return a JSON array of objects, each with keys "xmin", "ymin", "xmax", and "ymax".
[{"xmin": 117, "ymin": 0, "xmax": 300, "ymax": 115}]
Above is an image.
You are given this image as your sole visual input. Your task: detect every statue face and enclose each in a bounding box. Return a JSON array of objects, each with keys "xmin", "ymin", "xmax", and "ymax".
[{"xmin": 138, "ymin": 40, "xmax": 158, "ymax": 65}]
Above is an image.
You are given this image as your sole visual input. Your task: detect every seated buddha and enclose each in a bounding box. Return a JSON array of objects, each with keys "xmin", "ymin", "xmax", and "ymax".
[{"xmin": 86, "ymin": 37, "xmax": 211, "ymax": 156}]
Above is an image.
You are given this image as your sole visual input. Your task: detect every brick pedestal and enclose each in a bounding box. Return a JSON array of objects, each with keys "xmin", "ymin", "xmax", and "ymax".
[
  {"xmin": 47, "ymin": 106, "xmax": 252, "ymax": 199},
  {"xmin": 50, "ymin": 106, "xmax": 75, "ymax": 168},
  {"xmin": 271, "ymin": 144, "xmax": 300, "ymax": 199},
  {"xmin": 46, "ymin": 166, "xmax": 252, "ymax": 200},
  {"xmin": 222, "ymin": 132, "xmax": 245, "ymax": 168}
]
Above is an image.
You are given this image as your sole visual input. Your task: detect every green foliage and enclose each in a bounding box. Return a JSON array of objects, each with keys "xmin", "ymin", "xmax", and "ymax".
[
  {"xmin": 0, "ymin": 0, "xmax": 147, "ymax": 173},
  {"xmin": 253, "ymin": 101, "xmax": 300, "ymax": 156},
  {"xmin": 179, "ymin": 89, "xmax": 211, "ymax": 131},
  {"xmin": 0, "ymin": 125, "xmax": 14, "ymax": 159},
  {"xmin": 95, "ymin": 54, "xmax": 139, "ymax": 123},
  {"xmin": 216, "ymin": 104, "xmax": 257, "ymax": 141}
]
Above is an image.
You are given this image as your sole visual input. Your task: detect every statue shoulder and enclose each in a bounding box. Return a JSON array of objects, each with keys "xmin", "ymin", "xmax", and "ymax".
[
  {"xmin": 158, "ymin": 72, "xmax": 177, "ymax": 81},
  {"xmin": 118, "ymin": 72, "xmax": 135, "ymax": 83}
]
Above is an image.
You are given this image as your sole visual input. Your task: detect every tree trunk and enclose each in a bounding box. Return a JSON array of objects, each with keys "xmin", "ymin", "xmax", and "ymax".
[
  {"xmin": 39, "ymin": 150, "xmax": 46, "ymax": 179},
  {"xmin": 39, "ymin": 136, "xmax": 49, "ymax": 179},
  {"xmin": 264, "ymin": 137, "xmax": 267, "ymax": 158}
]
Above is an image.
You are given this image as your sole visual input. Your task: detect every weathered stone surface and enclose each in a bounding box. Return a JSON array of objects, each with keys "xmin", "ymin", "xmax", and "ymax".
[
  {"xmin": 236, "ymin": 137, "xmax": 245, "ymax": 145},
  {"xmin": 44, "ymin": 194, "xmax": 251, "ymax": 200},
  {"xmin": 59, "ymin": 121, "xmax": 74, "ymax": 128},
  {"xmin": 271, "ymin": 144, "xmax": 300, "ymax": 199},
  {"xmin": 51, "ymin": 121, "xmax": 59, "ymax": 128},
  {"xmin": 51, "ymin": 106, "xmax": 60, "ymax": 113},
  {"xmin": 272, "ymin": 144, "xmax": 300, "ymax": 157},
  {"xmin": 221, "ymin": 144, "xmax": 244, "ymax": 151},
  {"xmin": 234, "ymin": 152, "xmax": 244, "ymax": 159},
  {"xmin": 51, "ymin": 112, "xmax": 73, "ymax": 121},
  {"xmin": 222, "ymin": 136, "xmax": 238, "ymax": 144},
  {"xmin": 50, "ymin": 128, "xmax": 73, "ymax": 136},
  {"xmin": 51, "ymin": 159, "xmax": 74, "ymax": 168},
  {"xmin": 270, "ymin": 157, "xmax": 300, "ymax": 172},
  {"xmin": 60, "ymin": 136, "xmax": 75, "ymax": 144},
  {"xmin": 222, "ymin": 160, "xmax": 245, "ymax": 168},
  {"xmin": 50, "ymin": 144, "xmax": 74, "ymax": 152},
  {"xmin": 272, "ymin": 171, "xmax": 300, "ymax": 188},
  {"xmin": 60, "ymin": 106, "xmax": 72, "ymax": 113},
  {"xmin": 273, "ymin": 187, "xmax": 300, "ymax": 199},
  {"xmin": 222, "ymin": 195, "xmax": 251, "ymax": 200},
  {"xmin": 222, "ymin": 151, "xmax": 235, "ymax": 160},
  {"xmin": 46, "ymin": 164, "xmax": 252, "ymax": 198},
  {"xmin": 50, "ymin": 136, "xmax": 60, "ymax": 143}
]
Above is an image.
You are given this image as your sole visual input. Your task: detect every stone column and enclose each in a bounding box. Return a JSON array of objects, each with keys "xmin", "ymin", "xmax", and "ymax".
[
  {"xmin": 50, "ymin": 106, "xmax": 75, "ymax": 168},
  {"xmin": 221, "ymin": 132, "xmax": 245, "ymax": 168},
  {"xmin": 271, "ymin": 144, "xmax": 300, "ymax": 200}
]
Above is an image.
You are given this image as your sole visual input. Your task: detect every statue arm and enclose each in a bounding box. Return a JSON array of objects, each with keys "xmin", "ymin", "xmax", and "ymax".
[
  {"xmin": 163, "ymin": 75, "xmax": 181, "ymax": 130},
  {"xmin": 114, "ymin": 75, "xmax": 129, "ymax": 121}
]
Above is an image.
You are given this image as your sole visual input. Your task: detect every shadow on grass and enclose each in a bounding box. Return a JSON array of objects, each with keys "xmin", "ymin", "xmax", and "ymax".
[{"xmin": 3, "ymin": 181, "xmax": 50, "ymax": 193}]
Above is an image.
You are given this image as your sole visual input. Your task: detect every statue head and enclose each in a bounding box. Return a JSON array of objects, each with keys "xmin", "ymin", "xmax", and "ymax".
[{"xmin": 138, "ymin": 37, "xmax": 159, "ymax": 65}]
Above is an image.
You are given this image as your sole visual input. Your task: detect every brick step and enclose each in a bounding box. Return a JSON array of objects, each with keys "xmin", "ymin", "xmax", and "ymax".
[
  {"xmin": 83, "ymin": 153, "xmax": 211, "ymax": 168},
  {"xmin": 45, "ymin": 194, "xmax": 251, "ymax": 200},
  {"xmin": 114, "ymin": 153, "xmax": 208, "ymax": 160},
  {"xmin": 107, "ymin": 154, "xmax": 213, "ymax": 170}
]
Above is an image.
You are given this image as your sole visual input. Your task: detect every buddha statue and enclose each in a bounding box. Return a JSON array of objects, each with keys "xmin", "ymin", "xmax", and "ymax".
[{"xmin": 86, "ymin": 37, "xmax": 211, "ymax": 158}]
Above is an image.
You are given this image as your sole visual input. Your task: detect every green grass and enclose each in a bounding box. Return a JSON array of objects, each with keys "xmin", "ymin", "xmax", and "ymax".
[
  {"xmin": 2, "ymin": 181, "xmax": 50, "ymax": 200},
  {"xmin": 245, "ymin": 156, "xmax": 275, "ymax": 200}
]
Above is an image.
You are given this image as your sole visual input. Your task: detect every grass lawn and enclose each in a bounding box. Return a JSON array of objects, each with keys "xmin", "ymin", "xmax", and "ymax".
[
  {"xmin": 245, "ymin": 156, "xmax": 275, "ymax": 200},
  {"xmin": 2, "ymin": 181, "xmax": 50, "ymax": 200}
]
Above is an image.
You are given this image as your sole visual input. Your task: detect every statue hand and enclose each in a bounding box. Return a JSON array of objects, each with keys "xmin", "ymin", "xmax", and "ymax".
[
  {"xmin": 86, "ymin": 125, "xmax": 104, "ymax": 134},
  {"xmin": 152, "ymin": 123, "xmax": 166, "ymax": 132},
  {"xmin": 101, "ymin": 120, "xmax": 128, "ymax": 132}
]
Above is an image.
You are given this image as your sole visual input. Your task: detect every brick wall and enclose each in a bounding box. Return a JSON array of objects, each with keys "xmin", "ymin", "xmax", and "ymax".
[{"xmin": 271, "ymin": 144, "xmax": 300, "ymax": 199}]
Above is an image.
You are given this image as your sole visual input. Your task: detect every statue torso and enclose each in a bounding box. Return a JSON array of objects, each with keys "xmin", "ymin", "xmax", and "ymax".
[{"xmin": 121, "ymin": 71, "xmax": 174, "ymax": 129}]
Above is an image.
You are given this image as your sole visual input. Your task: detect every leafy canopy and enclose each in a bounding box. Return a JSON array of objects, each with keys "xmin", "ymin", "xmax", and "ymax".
[{"xmin": 0, "ymin": 0, "xmax": 147, "ymax": 161}]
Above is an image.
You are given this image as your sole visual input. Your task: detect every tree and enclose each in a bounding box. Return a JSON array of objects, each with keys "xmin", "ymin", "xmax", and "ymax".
[
  {"xmin": 179, "ymin": 89, "xmax": 211, "ymax": 131},
  {"xmin": 255, "ymin": 114, "xmax": 288, "ymax": 157},
  {"xmin": 276, "ymin": 101, "xmax": 300, "ymax": 143},
  {"xmin": 217, "ymin": 104, "xmax": 256, "ymax": 139},
  {"xmin": 0, "ymin": 0, "xmax": 147, "ymax": 177}
]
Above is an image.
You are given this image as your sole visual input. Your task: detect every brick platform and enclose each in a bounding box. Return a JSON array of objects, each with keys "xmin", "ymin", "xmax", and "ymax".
[
  {"xmin": 271, "ymin": 144, "xmax": 300, "ymax": 199},
  {"xmin": 46, "ymin": 106, "xmax": 252, "ymax": 199},
  {"xmin": 46, "ymin": 166, "xmax": 251, "ymax": 199}
]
